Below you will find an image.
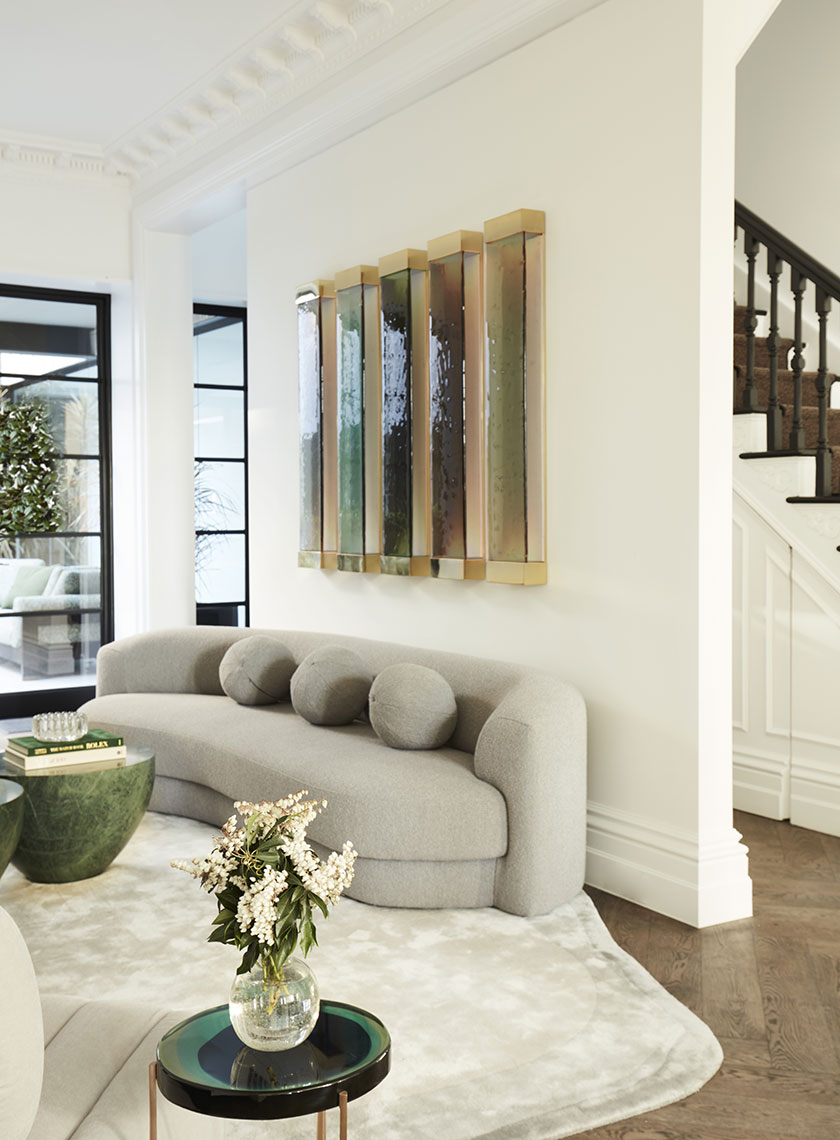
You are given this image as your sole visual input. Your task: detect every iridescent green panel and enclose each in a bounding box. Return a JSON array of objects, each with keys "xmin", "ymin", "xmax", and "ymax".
[
  {"xmin": 486, "ymin": 233, "xmax": 527, "ymax": 563},
  {"xmin": 297, "ymin": 299, "xmax": 322, "ymax": 554},
  {"xmin": 380, "ymin": 270, "xmax": 412, "ymax": 559},
  {"xmin": 429, "ymin": 253, "xmax": 465, "ymax": 560},
  {"xmin": 337, "ymin": 286, "xmax": 365, "ymax": 557}
]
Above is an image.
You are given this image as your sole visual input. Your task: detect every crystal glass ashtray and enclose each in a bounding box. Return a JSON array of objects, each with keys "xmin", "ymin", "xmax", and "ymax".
[{"xmin": 32, "ymin": 711, "xmax": 89, "ymax": 742}]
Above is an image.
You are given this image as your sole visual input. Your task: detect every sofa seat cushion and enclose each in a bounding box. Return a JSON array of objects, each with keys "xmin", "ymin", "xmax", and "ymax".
[{"xmin": 84, "ymin": 693, "xmax": 508, "ymax": 863}]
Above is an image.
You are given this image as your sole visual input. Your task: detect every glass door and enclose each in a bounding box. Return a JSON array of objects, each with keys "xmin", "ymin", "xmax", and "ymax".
[
  {"xmin": 0, "ymin": 284, "xmax": 113, "ymax": 716},
  {"xmin": 193, "ymin": 305, "xmax": 249, "ymax": 626}
]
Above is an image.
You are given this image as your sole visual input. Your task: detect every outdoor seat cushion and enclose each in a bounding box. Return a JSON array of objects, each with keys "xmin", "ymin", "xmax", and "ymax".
[{"xmin": 86, "ymin": 692, "xmax": 508, "ymax": 862}]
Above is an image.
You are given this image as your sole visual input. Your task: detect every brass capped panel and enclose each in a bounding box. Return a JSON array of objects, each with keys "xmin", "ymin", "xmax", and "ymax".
[
  {"xmin": 410, "ymin": 556, "xmax": 431, "ymax": 577},
  {"xmin": 296, "ymin": 280, "xmax": 335, "ymax": 304},
  {"xmin": 380, "ymin": 555, "xmax": 411, "ymax": 576},
  {"xmin": 379, "ymin": 249, "xmax": 428, "ymax": 276},
  {"xmin": 364, "ymin": 554, "xmax": 381, "ymax": 574},
  {"xmin": 430, "ymin": 558, "xmax": 486, "ymax": 581},
  {"xmin": 322, "ymin": 552, "xmax": 338, "ymax": 571},
  {"xmin": 335, "ymin": 266, "xmax": 379, "ymax": 291},
  {"xmin": 483, "ymin": 209, "xmax": 545, "ymax": 243},
  {"xmin": 298, "ymin": 550, "xmax": 323, "ymax": 569},
  {"xmin": 486, "ymin": 561, "xmax": 547, "ymax": 586},
  {"xmin": 337, "ymin": 554, "xmax": 365, "ymax": 573},
  {"xmin": 427, "ymin": 230, "xmax": 483, "ymax": 260}
]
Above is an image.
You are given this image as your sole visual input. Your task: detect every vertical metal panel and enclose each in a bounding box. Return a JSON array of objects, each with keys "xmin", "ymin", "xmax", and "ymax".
[
  {"xmin": 297, "ymin": 282, "xmax": 335, "ymax": 568},
  {"xmin": 363, "ymin": 281, "xmax": 381, "ymax": 569},
  {"xmin": 378, "ymin": 251, "xmax": 428, "ymax": 575},
  {"xmin": 428, "ymin": 231, "xmax": 483, "ymax": 579},
  {"xmin": 336, "ymin": 281, "xmax": 366, "ymax": 568},
  {"xmin": 321, "ymin": 295, "xmax": 338, "ymax": 560},
  {"xmin": 484, "ymin": 210, "xmax": 546, "ymax": 585}
]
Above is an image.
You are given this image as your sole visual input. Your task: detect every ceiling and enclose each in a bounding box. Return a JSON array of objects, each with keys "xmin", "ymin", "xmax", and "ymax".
[{"xmin": 0, "ymin": 0, "xmax": 294, "ymax": 148}]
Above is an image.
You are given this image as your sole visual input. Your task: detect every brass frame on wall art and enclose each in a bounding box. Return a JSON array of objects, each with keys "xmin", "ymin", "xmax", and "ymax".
[
  {"xmin": 296, "ymin": 209, "xmax": 546, "ymax": 586},
  {"xmin": 483, "ymin": 209, "xmax": 546, "ymax": 585}
]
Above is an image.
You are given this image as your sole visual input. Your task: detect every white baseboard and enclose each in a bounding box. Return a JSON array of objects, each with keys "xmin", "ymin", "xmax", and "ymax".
[
  {"xmin": 791, "ymin": 757, "xmax": 840, "ymax": 838},
  {"xmin": 733, "ymin": 747, "xmax": 789, "ymax": 819},
  {"xmin": 586, "ymin": 801, "xmax": 753, "ymax": 928}
]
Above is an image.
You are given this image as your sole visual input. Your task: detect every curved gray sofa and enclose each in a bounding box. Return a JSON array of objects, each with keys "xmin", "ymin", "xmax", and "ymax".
[{"xmin": 81, "ymin": 628, "xmax": 587, "ymax": 918}]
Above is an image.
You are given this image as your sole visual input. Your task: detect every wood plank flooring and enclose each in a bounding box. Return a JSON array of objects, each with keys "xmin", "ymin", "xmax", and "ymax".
[{"xmin": 575, "ymin": 811, "xmax": 840, "ymax": 1139}]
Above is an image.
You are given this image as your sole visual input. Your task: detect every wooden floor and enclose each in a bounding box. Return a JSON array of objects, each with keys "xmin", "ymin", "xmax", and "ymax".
[{"xmin": 577, "ymin": 811, "xmax": 840, "ymax": 1140}]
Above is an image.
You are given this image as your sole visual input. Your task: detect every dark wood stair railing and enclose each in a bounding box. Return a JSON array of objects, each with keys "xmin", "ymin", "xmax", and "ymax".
[{"xmin": 735, "ymin": 200, "xmax": 840, "ymax": 499}]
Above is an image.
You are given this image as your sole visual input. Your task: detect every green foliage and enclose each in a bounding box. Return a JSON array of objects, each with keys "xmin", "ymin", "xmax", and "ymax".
[{"xmin": 0, "ymin": 390, "xmax": 62, "ymax": 538}]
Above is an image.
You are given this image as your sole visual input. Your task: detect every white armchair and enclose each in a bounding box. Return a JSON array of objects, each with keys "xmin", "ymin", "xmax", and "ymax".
[{"xmin": 0, "ymin": 906, "xmax": 222, "ymax": 1140}]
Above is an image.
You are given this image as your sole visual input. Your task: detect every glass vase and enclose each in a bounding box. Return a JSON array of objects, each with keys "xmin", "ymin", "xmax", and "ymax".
[{"xmin": 229, "ymin": 957, "xmax": 319, "ymax": 1051}]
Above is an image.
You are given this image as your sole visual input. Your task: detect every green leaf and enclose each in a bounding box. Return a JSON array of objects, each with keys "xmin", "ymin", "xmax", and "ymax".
[
  {"xmin": 207, "ymin": 926, "xmax": 229, "ymax": 944},
  {"xmin": 309, "ymin": 892, "xmax": 329, "ymax": 919}
]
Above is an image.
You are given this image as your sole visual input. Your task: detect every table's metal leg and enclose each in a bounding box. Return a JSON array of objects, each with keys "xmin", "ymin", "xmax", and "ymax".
[
  {"xmin": 316, "ymin": 1110, "xmax": 326, "ymax": 1140},
  {"xmin": 149, "ymin": 1062, "xmax": 157, "ymax": 1140},
  {"xmin": 339, "ymin": 1091, "xmax": 348, "ymax": 1140}
]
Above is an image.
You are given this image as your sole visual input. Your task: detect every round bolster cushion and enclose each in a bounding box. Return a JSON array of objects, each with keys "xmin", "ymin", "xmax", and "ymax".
[
  {"xmin": 219, "ymin": 635, "xmax": 296, "ymax": 706},
  {"xmin": 290, "ymin": 646, "xmax": 373, "ymax": 725},
  {"xmin": 369, "ymin": 663, "xmax": 458, "ymax": 749}
]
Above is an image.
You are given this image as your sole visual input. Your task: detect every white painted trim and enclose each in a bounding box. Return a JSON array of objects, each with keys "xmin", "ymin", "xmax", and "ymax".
[
  {"xmin": 733, "ymin": 512, "xmax": 749, "ymax": 732},
  {"xmin": 733, "ymin": 748, "xmax": 788, "ymax": 818},
  {"xmin": 586, "ymin": 801, "xmax": 752, "ymax": 928},
  {"xmin": 790, "ymin": 760, "xmax": 840, "ymax": 838},
  {"xmin": 131, "ymin": 0, "xmax": 609, "ymax": 228}
]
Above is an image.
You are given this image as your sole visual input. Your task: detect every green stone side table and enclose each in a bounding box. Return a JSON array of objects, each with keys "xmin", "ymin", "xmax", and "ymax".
[
  {"xmin": 0, "ymin": 780, "xmax": 24, "ymax": 877},
  {"xmin": 0, "ymin": 747, "xmax": 155, "ymax": 883},
  {"xmin": 152, "ymin": 1000, "xmax": 390, "ymax": 1138}
]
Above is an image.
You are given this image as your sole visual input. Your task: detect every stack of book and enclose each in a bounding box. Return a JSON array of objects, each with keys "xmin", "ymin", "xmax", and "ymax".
[{"xmin": 3, "ymin": 729, "xmax": 126, "ymax": 773}]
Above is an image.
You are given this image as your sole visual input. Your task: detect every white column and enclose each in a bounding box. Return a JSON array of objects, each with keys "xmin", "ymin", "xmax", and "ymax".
[{"xmin": 133, "ymin": 224, "xmax": 195, "ymax": 630}]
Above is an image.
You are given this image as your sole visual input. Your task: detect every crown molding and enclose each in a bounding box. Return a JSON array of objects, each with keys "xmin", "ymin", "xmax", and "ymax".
[
  {"xmin": 0, "ymin": 130, "xmax": 128, "ymax": 183},
  {"xmin": 132, "ymin": 0, "xmax": 608, "ymax": 228},
  {"xmin": 1, "ymin": 0, "xmax": 607, "ymax": 210}
]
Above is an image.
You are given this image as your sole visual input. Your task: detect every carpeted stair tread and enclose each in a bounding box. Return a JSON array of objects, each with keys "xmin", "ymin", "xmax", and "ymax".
[
  {"xmin": 734, "ymin": 369, "xmax": 823, "ymax": 411},
  {"xmin": 734, "ymin": 333, "xmax": 795, "ymax": 369},
  {"xmin": 733, "ymin": 304, "xmax": 767, "ymax": 334},
  {"xmin": 780, "ymin": 405, "xmax": 840, "ymax": 449}
]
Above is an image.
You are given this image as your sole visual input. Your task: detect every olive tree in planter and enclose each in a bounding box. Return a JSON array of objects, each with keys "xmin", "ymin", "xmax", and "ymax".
[{"xmin": 0, "ymin": 390, "xmax": 62, "ymax": 552}]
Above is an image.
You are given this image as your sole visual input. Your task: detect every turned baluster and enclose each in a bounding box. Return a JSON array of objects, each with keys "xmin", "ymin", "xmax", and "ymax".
[
  {"xmin": 765, "ymin": 247, "xmax": 783, "ymax": 449},
  {"xmin": 788, "ymin": 268, "xmax": 808, "ymax": 451},
  {"xmin": 815, "ymin": 288, "xmax": 833, "ymax": 496},
  {"xmin": 741, "ymin": 232, "xmax": 761, "ymax": 411}
]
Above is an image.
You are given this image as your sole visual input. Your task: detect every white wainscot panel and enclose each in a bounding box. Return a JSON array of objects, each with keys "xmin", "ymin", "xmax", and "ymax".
[
  {"xmin": 791, "ymin": 552, "xmax": 840, "ymax": 837},
  {"xmin": 732, "ymin": 494, "xmax": 791, "ymax": 819}
]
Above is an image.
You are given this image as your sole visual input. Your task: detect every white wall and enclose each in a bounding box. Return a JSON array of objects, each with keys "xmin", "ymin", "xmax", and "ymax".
[
  {"xmin": 191, "ymin": 209, "xmax": 247, "ymax": 306},
  {"xmin": 246, "ymin": 0, "xmax": 750, "ymax": 926},
  {"xmin": 0, "ymin": 168, "xmax": 131, "ymax": 284},
  {"xmin": 737, "ymin": 0, "xmax": 840, "ymax": 267}
]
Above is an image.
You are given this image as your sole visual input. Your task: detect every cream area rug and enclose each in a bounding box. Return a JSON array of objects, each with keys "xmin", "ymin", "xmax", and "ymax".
[{"xmin": 0, "ymin": 812, "xmax": 722, "ymax": 1140}]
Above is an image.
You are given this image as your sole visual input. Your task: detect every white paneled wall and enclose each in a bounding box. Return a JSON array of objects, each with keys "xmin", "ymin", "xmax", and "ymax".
[
  {"xmin": 734, "ymin": 492, "xmax": 840, "ymax": 837},
  {"xmin": 733, "ymin": 494, "xmax": 791, "ymax": 818}
]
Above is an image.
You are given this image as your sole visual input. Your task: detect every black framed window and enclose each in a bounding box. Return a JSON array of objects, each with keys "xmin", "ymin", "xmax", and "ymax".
[
  {"xmin": 0, "ymin": 284, "xmax": 113, "ymax": 716},
  {"xmin": 193, "ymin": 305, "xmax": 249, "ymax": 627}
]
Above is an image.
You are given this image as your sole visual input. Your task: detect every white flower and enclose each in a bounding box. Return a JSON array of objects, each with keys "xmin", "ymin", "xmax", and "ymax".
[{"xmin": 236, "ymin": 866, "xmax": 290, "ymax": 945}]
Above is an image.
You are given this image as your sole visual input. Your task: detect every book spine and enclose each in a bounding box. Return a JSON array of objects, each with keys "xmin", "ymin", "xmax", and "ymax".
[
  {"xmin": 6, "ymin": 736, "xmax": 124, "ymax": 757},
  {"xmin": 8, "ymin": 745, "xmax": 128, "ymax": 769}
]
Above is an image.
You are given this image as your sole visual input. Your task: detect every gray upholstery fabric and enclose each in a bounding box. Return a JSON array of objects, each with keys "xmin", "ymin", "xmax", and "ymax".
[
  {"xmin": 0, "ymin": 907, "xmax": 43, "ymax": 1140},
  {"xmin": 37, "ymin": 995, "xmax": 220, "ymax": 1140},
  {"xmin": 88, "ymin": 627, "xmax": 588, "ymax": 917},
  {"xmin": 219, "ymin": 634, "xmax": 295, "ymax": 706},
  {"xmin": 84, "ymin": 693, "xmax": 507, "ymax": 861},
  {"xmin": 369, "ymin": 663, "xmax": 457, "ymax": 750},
  {"xmin": 290, "ymin": 645, "xmax": 373, "ymax": 726}
]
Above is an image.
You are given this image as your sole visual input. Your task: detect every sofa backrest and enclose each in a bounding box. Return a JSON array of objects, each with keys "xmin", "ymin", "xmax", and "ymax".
[{"xmin": 96, "ymin": 627, "xmax": 547, "ymax": 755}]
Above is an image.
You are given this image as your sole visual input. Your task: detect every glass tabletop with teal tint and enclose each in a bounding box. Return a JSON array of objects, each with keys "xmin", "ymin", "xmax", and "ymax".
[{"xmin": 156, "ymin": 1001, "xmax": 391, "ymax": 1119}]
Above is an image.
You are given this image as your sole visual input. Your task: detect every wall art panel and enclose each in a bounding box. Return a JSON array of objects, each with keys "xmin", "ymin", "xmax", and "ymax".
[
  {"xmin": 484, "ymin": 209, "xmax": 546, "ymax": 585},
  {"xmin": 296, "ymin": 280, "xmax": 336, "ymax": 569},
  {"xmin": 378, "ymin": 250, "xmax": 429, "ymax": 576},
  {"xmin": 428, "ymin": 230, "xmax": 484, "ymax": 580}
]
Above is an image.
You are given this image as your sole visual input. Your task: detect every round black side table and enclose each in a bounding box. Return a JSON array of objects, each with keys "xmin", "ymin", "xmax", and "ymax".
[{"xmin": 152, "ymin": 1000, "xmax": 390, "ymax": 1138}]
